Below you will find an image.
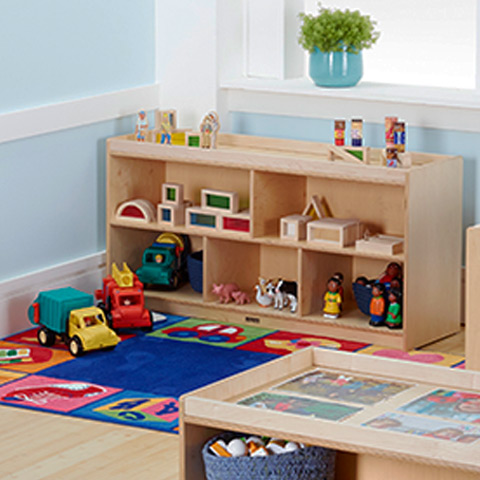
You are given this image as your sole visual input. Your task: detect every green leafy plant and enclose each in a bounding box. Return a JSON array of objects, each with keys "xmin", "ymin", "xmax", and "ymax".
[{"xmin": 298, "ymin": 3, "xmax": 380, "ymax": 54}]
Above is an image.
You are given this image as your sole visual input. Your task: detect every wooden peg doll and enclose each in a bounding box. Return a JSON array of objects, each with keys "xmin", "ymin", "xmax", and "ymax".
[
  {"xmin": 323, "ymin": 277, "xmax": 342, "ymax": 319},
  {"xmin": 369, "ymin": 283, "xmax": 386, "ymax": 327}
]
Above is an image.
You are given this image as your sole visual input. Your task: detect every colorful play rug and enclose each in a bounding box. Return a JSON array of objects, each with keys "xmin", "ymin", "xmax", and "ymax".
[{"xmin": 0, "ymin": 315, "xmax": 465, "ymax": 434}]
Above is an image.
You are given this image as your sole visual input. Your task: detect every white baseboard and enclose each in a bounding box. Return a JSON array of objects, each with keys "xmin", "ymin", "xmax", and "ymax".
[{"xmin": 0, "ymin": 252, "xmax": 106, "ymax": 338}]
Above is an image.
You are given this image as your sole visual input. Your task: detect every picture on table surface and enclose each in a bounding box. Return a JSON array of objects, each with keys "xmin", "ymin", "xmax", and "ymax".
[
  {"xmin": 363, "ymin": 412, "xmax": 480, "ymax": 444},
  {"xmin": 274, "ymin": 369, "xmax": 412, "ymax": 405},
  {"xmin": 237, "ymin": 391, "xmax": 362, "ymax": 421},
  {"xmin": 399, "ymin": 389, "xmax": 480, "ymax": 424}
]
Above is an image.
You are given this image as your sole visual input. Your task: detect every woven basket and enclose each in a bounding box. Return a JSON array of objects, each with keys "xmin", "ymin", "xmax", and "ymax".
[
  {"xmin": 352, "ymin": 282, "xmax": 373, "ymax": 316},
  {"xmin": 202, "ymin": 433, "xmax": 336, "ymax": 480},
  {"xmin": 187, "ymin": 251, "xmax": 203, "ymax": 293}
]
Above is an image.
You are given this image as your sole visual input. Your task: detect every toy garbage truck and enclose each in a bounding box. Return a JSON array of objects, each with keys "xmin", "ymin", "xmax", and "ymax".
[
  {"xmin": 95, "ymin": 262, "xmax": 153, "ymax": 331},
  {"xmin": 28, "ymin": 287, "xmax": 120, "ymax": 357},
  {"xmin": 136, "ymin": 232, "xmax": 190, "ymax": 289}
]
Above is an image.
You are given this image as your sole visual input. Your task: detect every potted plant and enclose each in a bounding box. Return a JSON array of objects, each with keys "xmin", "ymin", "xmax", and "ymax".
[{"xmin": 298, "ymin": 3, "xmax": 380, "ymax": 88}]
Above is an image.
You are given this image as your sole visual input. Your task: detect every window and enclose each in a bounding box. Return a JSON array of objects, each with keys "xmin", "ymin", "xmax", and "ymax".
[{"xmin": 304, "ymin": 0, "xmax": 477, "ymax": 89}]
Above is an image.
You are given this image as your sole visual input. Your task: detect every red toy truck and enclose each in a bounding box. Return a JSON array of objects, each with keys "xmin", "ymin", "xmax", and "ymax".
[{"xmin": 95, "ymin": 263, "xmax": 153, "ymax": 331}]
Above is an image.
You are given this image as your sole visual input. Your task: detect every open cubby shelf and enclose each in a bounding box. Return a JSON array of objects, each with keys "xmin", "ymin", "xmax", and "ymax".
[{"xmin": 106, "ymin": 132, "xmax": 462, "ymax": 350}]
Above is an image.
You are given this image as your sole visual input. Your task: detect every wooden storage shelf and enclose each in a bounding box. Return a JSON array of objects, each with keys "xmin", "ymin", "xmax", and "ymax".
[{"xmin": 106, "ymin": 132, "xmax": 462, "ymax": 350}]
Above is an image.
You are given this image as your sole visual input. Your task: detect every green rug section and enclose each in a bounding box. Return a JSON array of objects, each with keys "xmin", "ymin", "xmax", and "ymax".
[{"xmin": 149, "ymin": 318, "xmax": 274, "ymax": 349}]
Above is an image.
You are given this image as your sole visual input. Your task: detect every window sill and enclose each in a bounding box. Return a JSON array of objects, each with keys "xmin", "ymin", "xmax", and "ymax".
[{"xmin": 221, "ymin": 77, "xmax": 480, "ymax": 133}]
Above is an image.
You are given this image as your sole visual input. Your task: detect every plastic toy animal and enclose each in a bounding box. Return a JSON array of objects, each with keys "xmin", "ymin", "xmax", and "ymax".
[
  {"xmin": 211, "ymin": 283, "xmax": 239, "ymax": 304},
  {"xmin": 231, "ymin": 290, "xmax": 251, "ymax": 305},
  {"xmin": 266, "ymin": 279, "xmax": 298, "ymax": 313},
  {"xmin": 254, "ymin": 278, "xmax": 273, "ymax": 307}
]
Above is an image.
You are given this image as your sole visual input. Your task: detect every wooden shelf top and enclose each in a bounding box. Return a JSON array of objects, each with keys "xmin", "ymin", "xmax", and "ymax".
[
  {"xmin": 110, "ymin": 219, "xmax": 405, "ymax": 262},
  {"xmin": 108, "ymin": 134, "xmax": 418, "ymax": 185}
]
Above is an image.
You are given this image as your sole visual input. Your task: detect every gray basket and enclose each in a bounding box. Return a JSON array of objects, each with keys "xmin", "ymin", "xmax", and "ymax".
[{"xmin": 202, "ymin": 433, "xmax": 336, "ymax": 480}]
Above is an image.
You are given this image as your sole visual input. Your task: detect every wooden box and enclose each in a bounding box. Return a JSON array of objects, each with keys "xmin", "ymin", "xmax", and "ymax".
[
  {"xmin": 356, "ymin": 234, "xmax": 404, "ymax": 255},
  {"xmin": 180, "ymin": 347, "xmax": 480, "ymax": 480},
  {"xmin": 162, "ymin": 183, "xmax": 184, "ymax": 206},
  {"xmin": 201, "ymin": 189, "xmax": 239, "ymax": 214},
  {"xmin": 307, "ymin": 218, "xmax": 360, "ymax": 247},
  {"xmin": 220, "ymin": 210, "xmax": 250, "ymax": 234},
  {"xmin": 280, "ymin": 214, "xmax": 312, "ymax": 241},
  {"xmin": 186, "ymin": 207, "xmax": 221, "ymax": 230}
]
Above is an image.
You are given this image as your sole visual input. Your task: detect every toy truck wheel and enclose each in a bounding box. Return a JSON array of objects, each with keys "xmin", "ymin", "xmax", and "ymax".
[
  {"xmin": 142, "ymin": 311, "xmax": 154, "ymax": 332},
  {"xmin": 37, "ymin": 327, "xmax": 55, "ymax": 347},
  {"xmin": 68, "ymin": 336, "xmax": 84, "ymax": 357},
  {"xmin": 170, "ymin": 272, "xmax": 180, "ymax": 290}
]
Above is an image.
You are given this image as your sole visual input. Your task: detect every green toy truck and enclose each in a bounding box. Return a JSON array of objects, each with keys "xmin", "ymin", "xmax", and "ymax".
[
  {"xmin": 136, "ymin": 233, "xmax": 190, "ymax": 289},
  {"xmin": 28, "ymin": 287, "xmax": 120, "ymax": 356}
]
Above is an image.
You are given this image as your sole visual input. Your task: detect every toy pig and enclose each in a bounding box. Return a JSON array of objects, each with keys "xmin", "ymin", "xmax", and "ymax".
[
  {"xmin": 231, "ymin": 290, "xmax": 251, "ymax": 305},
  {"xmin": 211, "ymin": 283, "xmax": 239, "ymax": 303}
]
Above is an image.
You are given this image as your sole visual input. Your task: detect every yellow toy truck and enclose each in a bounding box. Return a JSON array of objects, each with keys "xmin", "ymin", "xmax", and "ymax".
[{"xmin": 28, "ymin": 287, "xmax": 120, "ymax": 356}]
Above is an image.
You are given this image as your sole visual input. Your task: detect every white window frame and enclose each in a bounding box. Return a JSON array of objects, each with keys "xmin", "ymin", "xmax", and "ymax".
[{"xmin": 216, "ymin": 0, "xmax": 480, "ymax": 134}]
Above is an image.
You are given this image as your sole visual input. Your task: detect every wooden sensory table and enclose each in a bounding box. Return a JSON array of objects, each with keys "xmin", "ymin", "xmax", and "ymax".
[{"xmin": 180, "ymin": 348, "xmax": 480, "ymax": 480}]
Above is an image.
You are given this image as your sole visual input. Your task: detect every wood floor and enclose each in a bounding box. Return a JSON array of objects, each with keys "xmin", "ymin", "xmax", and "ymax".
[{"xmin": 0, "ymin": 329, "xmax": 466, "ymax": 480}]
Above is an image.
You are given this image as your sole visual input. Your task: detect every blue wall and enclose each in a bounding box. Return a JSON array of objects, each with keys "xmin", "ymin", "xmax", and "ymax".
[
  {"xmin": 230, "ymin": 112, "xmax": 478, "ymax": 233},
  {"xmin": 0, "ymin": 0, "xmax": 156, "ymax": 282},
  {"xmin": 0, "ymin": 0, "xmax": 155, "ymax": 113}
]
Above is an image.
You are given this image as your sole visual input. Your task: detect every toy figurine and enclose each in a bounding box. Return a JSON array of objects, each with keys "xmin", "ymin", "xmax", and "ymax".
[
  {"xmin": 323, "ymin": 277, "xmax": 342, "ymax": 319},
  {"xmin": 369, "ymin": 283, "xmax": 386, "ymax": 327},
  {"xmin": 160, "ymin": 112, "xmax": 173, "ymax": 144},
  {"xmin": 379, "ymin": 262, "xmax": 402, "ymax": 286},
  {"xmin": 231, "ymin": 290, "xmax": 251, "ymax": 305},
  {"xmin": 265, "ymin": 279, "xmax": 298, "ymax": 313},
  {"xmin": 135, "ymin": 110, "xmax": 149, "ymax": 142},
  {"xmin": 254, "ymin": 278, "xmax": 273, "ymax": 308},
  {"xmin": 333, "ymin": 272, "xmax": 344, "ymax": 302},
  {"xmin": 385, "ymin": 289, "xmax": 402, "ymax": 329},
  {"xmin": 200, "ymin": 111, "xmax": 220, "ymax": 149}
]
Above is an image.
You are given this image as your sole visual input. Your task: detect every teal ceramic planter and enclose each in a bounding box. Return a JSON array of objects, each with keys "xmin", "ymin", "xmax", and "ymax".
[{"xmin": 309, "ymin": 47, "xmax": 363, "ymax": 88}]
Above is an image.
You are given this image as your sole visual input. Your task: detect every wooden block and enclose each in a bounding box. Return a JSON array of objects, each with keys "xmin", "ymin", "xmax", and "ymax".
[
  {"xmin": 186, "ymin": 131, "xmax": 201, "ymax": 148},
  {"xmin": 201, "ymin": 189, "xmax": 239, "ymax": 214},
  {"xmin": 307, "ymin": 218, "xmax": 361, "ymax": 247},
  {"xmin": 162, "ymin": 183, "xmax": 184, "ymax": 206},
  {"xmin": 186, "ymin": 207, "xmax": 221, "ymax": 230},
  {"xmin": 280, "ymin": 215, "xmax": 312, "ymax": 241},
  {"xmin": 116, "ymin": 199, "xmax": 156, "ymax": 223},
  {"xmin": 171, "ymin": 129, "xmax": 190, "ymax": 146},
  {"xmin": 157, "ymin": 201, "xmax": 192, "ymax": 227},
  {"xmin": 155, "ymin": 109, "xmax": 177, "ymax": 130},
  {"xmin": 355, "ymin": 234, "xmax": 404, "ymax": 255},
  {"xmin": 220, "ymin": 210, "xmax": 250, "ymax": 234}
]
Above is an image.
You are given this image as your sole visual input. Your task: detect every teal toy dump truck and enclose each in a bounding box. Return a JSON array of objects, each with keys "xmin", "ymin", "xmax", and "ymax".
[
  {"xmin": 28, "ymin": 287, "xmax": 120, "ymax": 356},
  {"xmin": 137, "ymin": 232, "xmax": 190, "ymax": 289}
]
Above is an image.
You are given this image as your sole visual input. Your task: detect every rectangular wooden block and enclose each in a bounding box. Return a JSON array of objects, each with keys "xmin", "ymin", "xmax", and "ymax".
[
  {"xmin": 201, "ymin": 189, "xmax": 239, "ymax": 214},
  {"xmin": 220, "ymin": 210, "xmax": 250, "ymax": 234},
  {"xmin": 157, "ymin": 202, "xmax": 191, "ymax": 227},
  {"xmin": 162, "ymin": 183, "xmax": 184, "ymax": 206},
  {"xmin": 280, "ymin": 214, "xmax": 312, "ymax": 241},
  {"xmin": 356, "ymin": 235, "xmax": 404, "ymax": 255},
  {"xmin": 186, "ymin": 131, "xmax": 201, "ymax": 148},
  {"xmin": 186, "ymin": 207, "xmax": 221, "ymax": 230},
  {"xmin": 307, "ymin": 218, "xmax": 360, "ymax": 247}
]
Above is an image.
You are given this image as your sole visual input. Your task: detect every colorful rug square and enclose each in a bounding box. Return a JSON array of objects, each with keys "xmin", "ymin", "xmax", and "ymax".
[
  {"xmin": 0, "ymin": 375, "xmax": 120, "ymax": 412},
  {"xmin": 0, "ymin": 340, "xmax": 72, "ymax": 373},
  {"xmin": 237, "ymin": 330, "xmax": 370, "ymax": 356},
  {"xmin": 356, "ymin": 345, "xmax": 465, "ymax": 367},
  {"xmin": 73, "ymin": 390, "xmax": 179, "ymax": 433},
  {"xmin": 40, "ymin": 336, "xmax": 278, "ymax": 398},
  {"xmin": 0, "ymin": 369, "xmax": 26, "ymax": 385},
  {"xmin": 150, "ymin": 318, "xmax": 274, "ymax": 349}
]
